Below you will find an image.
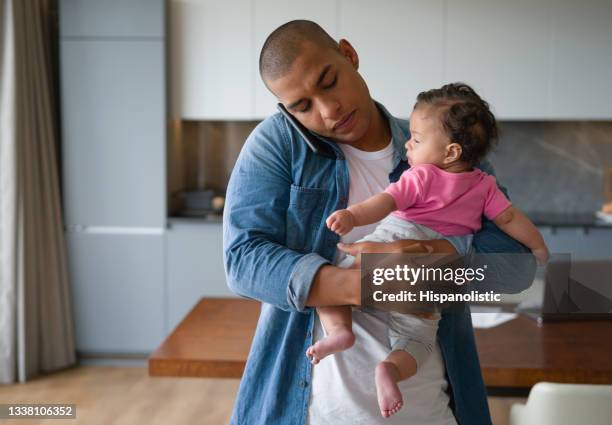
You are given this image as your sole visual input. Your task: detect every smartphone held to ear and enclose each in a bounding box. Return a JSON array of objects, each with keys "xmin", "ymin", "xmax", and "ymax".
[{"xmin": 277, "ymin": 103, "xmax": 337, "ymax": 159}]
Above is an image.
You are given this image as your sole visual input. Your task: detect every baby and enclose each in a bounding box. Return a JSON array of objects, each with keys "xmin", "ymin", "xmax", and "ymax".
[{"xmin": 305, "ymin": 83, "xmax": 549, "ymax": 418}]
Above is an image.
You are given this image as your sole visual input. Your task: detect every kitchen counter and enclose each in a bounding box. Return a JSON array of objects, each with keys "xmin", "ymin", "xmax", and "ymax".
[
  {"xmin": 528, "ymin": 211, "xmax": 612, "ymax": 229},
  {"xmin": 149, "ymin": 298, "xmax": 612, "ymax": 389}
]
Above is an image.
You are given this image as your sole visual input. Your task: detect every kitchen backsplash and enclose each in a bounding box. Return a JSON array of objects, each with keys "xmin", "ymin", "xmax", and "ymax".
[
  {"xmin": 489, "ymin": 122, "xmax": 612, "ymax": 215},
  {"xmin": 168, "ymin": 120, "xmax": 612, "ymax": 217}
]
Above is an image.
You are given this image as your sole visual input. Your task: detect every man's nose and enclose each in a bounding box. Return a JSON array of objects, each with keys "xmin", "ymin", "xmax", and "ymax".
[{"xmin": 318, "ymin": 98, "xmax": 341, "ymax": 120}]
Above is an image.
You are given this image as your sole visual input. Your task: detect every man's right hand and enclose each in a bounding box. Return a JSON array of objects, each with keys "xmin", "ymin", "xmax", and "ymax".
[{"xmin": 306, "ymin": 239, "xmax": 454, "ymax": 309}]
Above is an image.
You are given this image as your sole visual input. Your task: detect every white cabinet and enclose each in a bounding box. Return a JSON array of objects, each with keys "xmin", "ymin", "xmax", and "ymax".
[
  {"xmin": 445, "ymin": 0, "xmax": 552, "ymax": 120},
  {"xmin": 253, "ymin": 0, "xmax": 338, "ymax": 117},
  {"xmin": 61, "ymin": 39, "xmax": 166, "ymax": 227},
  {"xmin": 66, "ymin": 233, "xmax": 166, "ymax": 353},
  {"xmin": 166, "ymin": 220, "xmax": 233, "ymax": 331},
  {"xmin": 172, "ymin": 0, "xmax": 612, "ymax": 120},
  {"xmin": 338, "ymin": 0, "xmax": 445, "ymax": 118},
  {"xmin": 60, "ymin": 0, "xmax": 164, "ymax": 38},
  {"xmin": 171, "ymin": 0, "xmax": 337, "ymax": 119},
  {"xmin": 60, "ymin": 0, "xmax": 168, "ymax": 355},
  {"xmin": 548, "ymin": 0, "xmax": 612, "ymax": 119},
  {"xmin": 539, "ymin": 227, "xmax": 612, "ymax": 261},
  {"xmin": 170, "ymin": 0, "xmax": 252, "ymax": 119}
]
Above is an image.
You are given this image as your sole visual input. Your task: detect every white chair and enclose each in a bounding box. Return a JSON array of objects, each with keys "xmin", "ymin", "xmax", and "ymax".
[{"xmin": 510, "ymin": 382, "xmax": 612, "ymax": 425}]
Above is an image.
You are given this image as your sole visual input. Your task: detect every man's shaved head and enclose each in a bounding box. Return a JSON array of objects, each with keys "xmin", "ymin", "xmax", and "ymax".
[
  {"xmin": 259, "ymin": 20, "xmax": 339, "ymax": 84},
  {"xmin": 260, "ymin": 21, "xmax": 383, "ymax": 148}
]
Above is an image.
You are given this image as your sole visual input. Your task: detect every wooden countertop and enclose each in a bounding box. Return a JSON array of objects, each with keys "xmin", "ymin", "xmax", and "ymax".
[
  {"xmin": 475, "ymin": 314, "xmax": 612, "ymax": 387},
  {"xmin": 149, "ymin": 298, "xmax": 612, "ymax": 388},
  {"xmin": 149, "ymin": 298, "xmax": 260, "ymax": 378}
]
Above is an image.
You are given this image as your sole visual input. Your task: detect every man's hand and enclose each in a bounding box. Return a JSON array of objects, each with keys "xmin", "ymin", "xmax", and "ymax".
[
  {"xmin": 326, "ymin": 209, "xmax": 355, "ymax": 235},
  {"xmin": 306, "ymin": 239, "xmax": 457, "ymax": 308},
  {"xmin": 337, "ymin": 239, "xmax": 436, "ymax": 268}
]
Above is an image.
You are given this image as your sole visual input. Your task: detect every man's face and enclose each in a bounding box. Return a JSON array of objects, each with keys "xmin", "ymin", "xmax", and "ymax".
[{"xmin": 265, "ymin": 40, "xmax": 374, "ymax": 144}]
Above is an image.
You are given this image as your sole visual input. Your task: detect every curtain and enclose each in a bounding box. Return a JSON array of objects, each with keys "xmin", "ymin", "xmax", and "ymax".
[{"xmin": 0, "ymin": 0, "xmax": 75, "ymax": 384}]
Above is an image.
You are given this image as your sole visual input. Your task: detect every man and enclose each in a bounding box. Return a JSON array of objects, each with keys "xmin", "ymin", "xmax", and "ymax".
[{"xmin": 223, "ymin": 20, "xmax": 534, "ymax": 425}]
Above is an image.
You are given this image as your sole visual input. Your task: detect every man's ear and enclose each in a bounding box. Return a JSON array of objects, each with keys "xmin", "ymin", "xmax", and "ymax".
[
  {"xmin": 338, "ymin": 39, "xmax": 359, "ymax": 70},
  {"xmin": 445, "ymin": 143, "xmax": 463, "ymax": 164}
]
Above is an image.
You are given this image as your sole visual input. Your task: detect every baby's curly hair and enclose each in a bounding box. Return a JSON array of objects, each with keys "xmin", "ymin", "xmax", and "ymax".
[{"xmin": 414, "ymin": 83, "xmax": 498, "ymax": 167}]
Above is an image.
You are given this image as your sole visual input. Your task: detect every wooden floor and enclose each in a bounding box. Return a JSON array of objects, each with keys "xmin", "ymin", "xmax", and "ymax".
[
  {"xmin": 0, "ymin": 366, "xmax": 523, "ymax": 425},
  {"xmin": 0, "ymin": 366, "xmax": 239, "ymax": 425}
]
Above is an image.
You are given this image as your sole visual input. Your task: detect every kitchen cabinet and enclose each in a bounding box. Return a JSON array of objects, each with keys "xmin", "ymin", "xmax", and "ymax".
[
  {"xmin": 66, "ymin": 233, "xmax": 166, "ymax": 353},
  {"xmin": 60, "ymin": 0, "xmax": 168, "ymax": 355},
  {"xmin": 539, "ymin": 227, "xmax": 612, "ymax": 261},
  {"xmin": 166, "ymin": 220, "xmax": 233, "ymax": 332},
  {"xmin": 60, "ymin": 0, "xmax": 164, "ymax": 38},
  {"xmin": 548, "ymin": 0, "xmax": 612, "ymax": 119},
  {"xmin": 338, "ymin": 0, "xmax": 445, "ymax": 118},
  {"xmin": 172, "ymin": 0, "xmax": 612, "ymax": 120},
  {"xmin": 170, "ymin": 0, "xmax": 252, "ymax": 119},
  {"xmin": 445, "ymin": 0, "xmax": 551, "ymax": 120},
  {"xmin": 60, "ymin": 39, "xmax": 166, "ymax": 228}
]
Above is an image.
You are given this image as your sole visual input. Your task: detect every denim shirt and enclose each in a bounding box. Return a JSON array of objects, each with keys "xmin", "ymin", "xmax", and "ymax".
[{"xmin": 223, "ymin": 103, "xmax": 535, "ymax": 425}]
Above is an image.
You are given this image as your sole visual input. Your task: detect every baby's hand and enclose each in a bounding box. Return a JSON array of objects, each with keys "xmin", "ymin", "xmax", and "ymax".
[
  {"xmin": 532, "ymin": 247, "xmax": 550, "ymax": 266},
  {"xmin": 326, "ymin": 209, "xmax": 355, "ymax": 235}
]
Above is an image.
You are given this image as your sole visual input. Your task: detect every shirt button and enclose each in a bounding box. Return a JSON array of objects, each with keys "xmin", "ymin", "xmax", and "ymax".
[
  {"xmin": 299, "ymin": 380, "xmax": 308, "ymax": 388},
  {"xmin": 306, "ymin": 330, "xmax": 312, "ymax": 338}
]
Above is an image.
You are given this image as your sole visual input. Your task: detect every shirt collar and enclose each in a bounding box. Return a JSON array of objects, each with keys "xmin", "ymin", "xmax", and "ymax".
[{"xmin": 374, "ymin": 101, "xmax": 409, "ymax": 168}]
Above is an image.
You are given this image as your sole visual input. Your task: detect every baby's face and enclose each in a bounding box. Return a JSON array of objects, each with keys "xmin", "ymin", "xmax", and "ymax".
[{"xmin": 405, "ymin": 106, "xmax": 450, "ymax": 167}]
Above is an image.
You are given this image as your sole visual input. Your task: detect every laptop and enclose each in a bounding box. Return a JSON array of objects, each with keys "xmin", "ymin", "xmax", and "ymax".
[{"xmin": 518, "ymin": 255, "xmax": 612, "ymax": 323}]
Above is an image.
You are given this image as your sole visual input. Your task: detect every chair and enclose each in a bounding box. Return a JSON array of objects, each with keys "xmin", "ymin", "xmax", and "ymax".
[{"xmin": 510, "ymin": 382, "xmax": 612, "ymax": 425}]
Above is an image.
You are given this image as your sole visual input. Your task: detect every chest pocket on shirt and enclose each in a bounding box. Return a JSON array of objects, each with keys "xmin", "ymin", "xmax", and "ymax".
[{"xmin": 286, "ymin": 184, "xmax": 328, "ymax": 253}]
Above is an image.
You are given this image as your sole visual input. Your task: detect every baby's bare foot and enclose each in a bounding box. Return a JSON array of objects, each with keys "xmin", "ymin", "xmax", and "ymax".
[
  {"xmin": 375, "ymin": 361, "xmax": 404, "ymax": 418},
  {"xmin": 305, "ymin": 328, "xmax": 355, "ymax": 364}
]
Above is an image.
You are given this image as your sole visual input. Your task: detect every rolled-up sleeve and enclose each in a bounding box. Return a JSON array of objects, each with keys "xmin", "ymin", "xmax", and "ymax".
[{"xmin": 287, "ymin": 253, "xmax": 330, "ymax": 311}]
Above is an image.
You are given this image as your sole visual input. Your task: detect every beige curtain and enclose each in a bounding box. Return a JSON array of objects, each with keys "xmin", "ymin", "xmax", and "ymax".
[{"xmin": 0, "ymin": 0, "xmax": 75, "ymax": 384}]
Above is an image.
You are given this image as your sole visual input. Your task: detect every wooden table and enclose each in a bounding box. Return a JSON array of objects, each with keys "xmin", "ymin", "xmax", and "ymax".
[
  {"xmin": 149, "ymin": 298, "xmax": 260, "ymax": 378},
  {"xmin": 149, "ymin": 298, "xmax": 612, "ymax": 388},
  {"xmin": 476, "ymin": 314, "xmax": 612, "ymax": 387}
]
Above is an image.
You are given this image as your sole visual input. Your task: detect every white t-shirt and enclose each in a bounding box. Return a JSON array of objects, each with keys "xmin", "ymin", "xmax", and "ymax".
[{"xmin": 307, "ymin": 141, "xmax": 457, "ymax": 425}]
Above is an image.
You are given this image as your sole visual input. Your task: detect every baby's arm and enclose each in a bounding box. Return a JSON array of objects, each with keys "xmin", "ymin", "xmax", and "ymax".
[
  {"xmin": 493, "ymin": 207, "xmax": 549, "ymax": 265},
  {"xmin": 326, "ymin": 193, "xmax": 397, "ymax": 235}
]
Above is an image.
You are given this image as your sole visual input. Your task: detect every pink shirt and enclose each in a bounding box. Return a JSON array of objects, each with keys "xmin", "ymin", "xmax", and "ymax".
[{"xmin": 384, "ymin": 164, "xmax": 511, "ymax": 236}]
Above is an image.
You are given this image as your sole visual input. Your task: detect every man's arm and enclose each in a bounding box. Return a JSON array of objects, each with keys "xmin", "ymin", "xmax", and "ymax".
[
  {"xmin": 305, "ymin": 266, "xmax": 360, "ymax": 307},
  {"xmin": 223, "ymin": 117, "xmax": 358, "ymax": 313}
]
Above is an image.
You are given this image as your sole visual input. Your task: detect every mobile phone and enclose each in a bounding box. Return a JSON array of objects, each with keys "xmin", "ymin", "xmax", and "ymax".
[{"xmin": 277, "ymin": 103, "xmax": 337, "ymax": 159}]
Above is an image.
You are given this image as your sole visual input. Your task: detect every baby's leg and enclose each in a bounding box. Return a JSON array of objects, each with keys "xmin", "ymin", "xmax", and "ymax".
[
  {"xmin": 375, "ymin": 313, "xmax": 440, "ymax": 418},
  {"xmin": 375, "ymin": 350, "xmax": 417, "ymax": 417},
  {"xmin": 306, "ymin": 305, "xmax": 355, "ymax": 364}
]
